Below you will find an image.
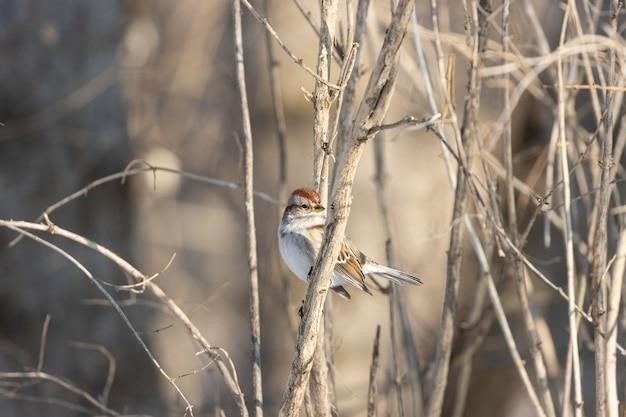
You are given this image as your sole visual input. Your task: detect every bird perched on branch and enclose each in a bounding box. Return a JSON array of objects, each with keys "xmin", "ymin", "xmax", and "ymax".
[{"xmin": 278, "ymin": 187, "xmax": 422, "ymax": 299}]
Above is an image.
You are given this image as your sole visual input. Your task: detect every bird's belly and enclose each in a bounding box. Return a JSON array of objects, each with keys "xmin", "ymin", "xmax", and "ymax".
[
  {"xmin": 278, "ymin": 231, "xmax": 344, "ymax": 287},
  {"xmin": 279, "ymin": 232, "xmax": 314, "ymax": 282}
]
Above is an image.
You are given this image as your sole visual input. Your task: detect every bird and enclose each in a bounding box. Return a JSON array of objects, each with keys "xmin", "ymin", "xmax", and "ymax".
[{"xmin": 277, "ymin": 187, "xmax": 422, "ymax": 299}]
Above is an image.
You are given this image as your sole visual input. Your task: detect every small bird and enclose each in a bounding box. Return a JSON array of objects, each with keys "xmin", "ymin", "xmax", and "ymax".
[{"xmin": 278, "ymin": 187, "xmax": 422, "ymax": 299}]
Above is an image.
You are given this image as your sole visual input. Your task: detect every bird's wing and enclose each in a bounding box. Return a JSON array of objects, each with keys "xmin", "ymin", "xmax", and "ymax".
[
  {"xmin": 335, "ymin": 239, "xmax": 372, "ymax": 294},
  {"xmin": 309, "ymin": 226, "xmax": 371, "ymax": 294}
]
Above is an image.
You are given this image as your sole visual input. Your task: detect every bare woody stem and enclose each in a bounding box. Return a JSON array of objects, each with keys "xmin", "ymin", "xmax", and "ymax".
[
  {"xmin": 366, "ymin": 325, "xmax": 381, "ymax": 417},
  {"xmin": 590, "ymin": 64, "xmax": 615, "ymax": 417},
  {"xmin": 310, "ymin": 2, "xmax": 339, "ymax": 415},
  {"xmin": 313, "ymin": 0, "xmax": 338, "ymax": 202},
  {"xmin": 240, "ymin": 0, "xmax": 341, "ymax": 90},
  {"xmin": 503, "ymin": 0, "xmax": 557, "ymax": 414},
  {"xmin": 426, "ymin": 1, "xmax": 488, "ymax": 415},
  {"xmin": 556, "ymin": 5, "xmax": 582, "ymax": 415},
  {"xmin": 277, "ymin": 1, "xmax": 416, "ymax": 415},
  {"xmin": 335, "ymin": 0, "xmax": 370, "ymax": 180},
  {"xmin": 233, "ymin": 1, "xmax": 264, "ymax": 416},
  {"xmin": 594, "ymin": 4, "xmax": 621, "ymax": 417}
]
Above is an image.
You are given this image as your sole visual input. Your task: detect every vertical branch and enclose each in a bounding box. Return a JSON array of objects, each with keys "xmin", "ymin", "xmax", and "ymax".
[
  {"xmin": 604, "ymin": 4, "xmax": 623, "ymax": 416},
  {"xmin": 589, "ymin": 2, "xmax": 618, "ymax": 415},
  {"xmin": 310, "ymin": 319, "xmax": 332, "ymax": 417},
  {"xmin": 556, "ymin": 4, "xmax": 582, "ymax": 416},
  {"xmin": 388, "ymin": 289, "xmax": 406, "ymax": 417},
  {"xmin": 261, "ymin": 0, "xmax": 298, "ymax": 336},
  {"xmin": 606, "ymin": 230, "xmax": 626, "ymax": 417},
  {"xmin": 233, "ymin": 1, "xmax": 263, "ymax": 416},
  {"xmin": 261, "ymin": 0, "xmax": 288, "ymax": 205},
  {"xmin": 324, "ymin": 297, "xmax": 338, "ymax": 413},
  {"xmin": 374, "ymin": 135, "xmax": 423, "ymax": 414},
  {"xmin": 278, "ymin": 2, "xmax": 416, "ymax": 415},
  {"xmin": 590, "ymin": 104, "xmax": 612, "ymax": 417},
  {"xmin": 562, "ymin": 278, "xmax": 587, "ymax": 417},
  {"xmin": 311, "ymin": 2, "xmax": 339, "ymax": 415},
  {"xmin": 502, "ymin": 0, "xmax": 557, "ymax": 414},
  {"xmin": 465, "ymin": 228, "xmax": 547, "ymax": 417},
  {"xmin": 426, "ymin": 1, "xmax": 489, "ymax": 415},
  {"xmin": 335, "ymin": 0, "xmax": 370, "ymax": 179},
  {"xmin": 367, "ymin": 325, "xmax": 382, "ymax": 417},
  {"xmin": 425, "ymin": 111, "xmax": 468, "ymax": 417},
  {"xmin": 313, "ymin": 0, "xmax": 339, "ymax": 201},
  {"xmin": 36, "ymin": 314, "xmax": 52, "ymax": 372},
  {"xmin": 372, "ymin": 108, "xmax": 405, "ymax": 417}
]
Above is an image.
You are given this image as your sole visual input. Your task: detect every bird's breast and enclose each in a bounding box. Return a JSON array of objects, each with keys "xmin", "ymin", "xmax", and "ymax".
[{"xmin": 278, "ymin": 231, "xmax": 314, "ymax": 282}]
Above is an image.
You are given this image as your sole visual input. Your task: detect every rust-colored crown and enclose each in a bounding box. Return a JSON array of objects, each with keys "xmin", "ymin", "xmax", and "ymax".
[{"xmin": 290, "ymin": 187, "xmax": 321, "ymax": 204}]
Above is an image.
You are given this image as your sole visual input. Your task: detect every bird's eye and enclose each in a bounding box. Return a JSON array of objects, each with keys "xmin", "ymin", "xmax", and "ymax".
[{"xmin": 301, "ymin": 204, "xmax": 309, "ymax": 209}]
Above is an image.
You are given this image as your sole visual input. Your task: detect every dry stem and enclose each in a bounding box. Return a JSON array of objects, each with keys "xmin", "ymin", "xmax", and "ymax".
[
  {"xmin": 233, "ymin": 0, "xmax": 264, "ymax": 415},
  {"xmin": 367, "ymin": 325, "xmax": 381, "ymax": 417}
]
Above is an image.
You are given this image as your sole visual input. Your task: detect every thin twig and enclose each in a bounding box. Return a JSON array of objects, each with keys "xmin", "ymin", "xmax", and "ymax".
[
  {"xmin": 556, "ymin": 5, "xmax": 583, "ymax": 415},
  {"xmin": 240, "ymin": 0, "xmax": 342, "ymax": 90},
  {"xmin": 335, "ymin": 0, "xmax": 370, "ymax": 179},
  {"xmin": 68, "ymin": 341, "xmax": 116, "ymax": 405},
  {"xmin": 543, "ymin": 83, "xmax": 626, "ymax": 92},
  {"xmin": 366, "ymin": 325, "xmax": 381, "ymax": 417},
  {"xmin": 604, "ymin": 3, "xmax": 623, "ymax": 415},
  {"xmin": 1, "ymin": 226, "xmax": 192, "ymax": 415},
  {"xmin": 374, "ymin": 131, "xmax": 424, "ymax": 414},
  {"xmin": 375, "ymin": 133, "xmax": 405, "ymax": 417},
  {"xmin": 233, "ymin": 1, "xmax": 263, "ymax": 415},
  {"xmin": 36, "ymin": 315, "xmax": 51, "ymax": 372},
  {"xmin": 289, "ymin": 0, "xmax": 344, "ymax": 63},
  {"xmin": 0, "ymin": 220, "xmax": 249, "ymax": 417},
  {"xmin": 8, "ymin": 163, "xmax": 279, "ymax": 249},
  {"xmin": 366, "ymin": 113, "xmax": 441, "ymax": 136},
  {"xmin": 606, "ymin": 229, "xmax": 626, "ymax": 417},
  {"xmin": 465, "ymin": 226, "xmax": 548, "ymax": 417},
  {"xmin": 0, "ymin": 386, "xmax": 95, "ymax": 415},
  {"xmin": 501, "ymin": 0, "xmax": 557, "ymax": 413},
  {"xmin": 0, "ymin": 372, "xmax": 120, "ymax": 416},
  {"xmin": 262, "ymin": 0, "xmax": 297, "ymax": 339},
  {"xmin": 426, "ymin": 1, "xmax": 489, "ymax": 415},
  {"xmin": 489, "ymin": 222, "xmax": 626, "ymax": 356}
]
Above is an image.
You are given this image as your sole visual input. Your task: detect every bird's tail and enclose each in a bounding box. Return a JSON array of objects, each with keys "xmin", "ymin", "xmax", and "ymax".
[{"xmin": 362, "ymin": 263, "xmax": 423, "ymax": 286}]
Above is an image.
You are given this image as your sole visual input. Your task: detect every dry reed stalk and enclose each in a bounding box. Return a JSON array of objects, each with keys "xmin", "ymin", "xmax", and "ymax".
[{"xmin": 556, "ymin": 4, "xmax": 583, "ymax": 415}]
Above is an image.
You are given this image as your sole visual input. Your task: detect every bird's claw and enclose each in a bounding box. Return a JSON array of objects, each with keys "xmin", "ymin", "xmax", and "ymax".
[{"xmin": 298, "ymin": 299, "xmax": 305, "ymax": 318}]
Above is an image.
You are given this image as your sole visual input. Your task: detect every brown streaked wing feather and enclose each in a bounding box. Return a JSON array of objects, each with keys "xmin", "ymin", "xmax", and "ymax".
[
  {"xmin": 336, "ymin": 239, "xmax": 372, "ymax": 294},
  {"xmin": 309, "ymin": 226, "xmax": 371, "ymax": 294}
]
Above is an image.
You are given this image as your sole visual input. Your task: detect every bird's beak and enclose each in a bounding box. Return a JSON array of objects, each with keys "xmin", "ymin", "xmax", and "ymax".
[{"xmin": 314, "ymin": 205, "xmax": 325, "ymax": 212}]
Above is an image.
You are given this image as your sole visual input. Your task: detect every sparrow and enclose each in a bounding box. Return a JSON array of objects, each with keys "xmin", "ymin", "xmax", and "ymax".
[{"xmin": 278, "ymin": 187, "xmax": 422, "ymax": 299}]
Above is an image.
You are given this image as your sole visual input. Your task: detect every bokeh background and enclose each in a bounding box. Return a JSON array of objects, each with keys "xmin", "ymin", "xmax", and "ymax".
[{"xmin": 1, "ymin": 1, "xmax": 622, "ymax": 417}]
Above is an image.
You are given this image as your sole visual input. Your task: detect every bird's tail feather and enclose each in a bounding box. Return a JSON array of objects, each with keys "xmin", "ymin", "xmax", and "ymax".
[{"xmin": 363, "ymin": 263, "xmax": 423, "ymax": 286}]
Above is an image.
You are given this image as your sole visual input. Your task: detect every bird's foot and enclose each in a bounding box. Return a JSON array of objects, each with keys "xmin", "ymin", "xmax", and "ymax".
[{"xmin": 298, "ymin": 299, "xmax": 305, "ymax": 318}]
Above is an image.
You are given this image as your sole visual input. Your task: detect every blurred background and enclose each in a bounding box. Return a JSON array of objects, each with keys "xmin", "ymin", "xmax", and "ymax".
[{"xmin": 1, "ymin": 1, "xmax": 623, "ymax": 417}]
